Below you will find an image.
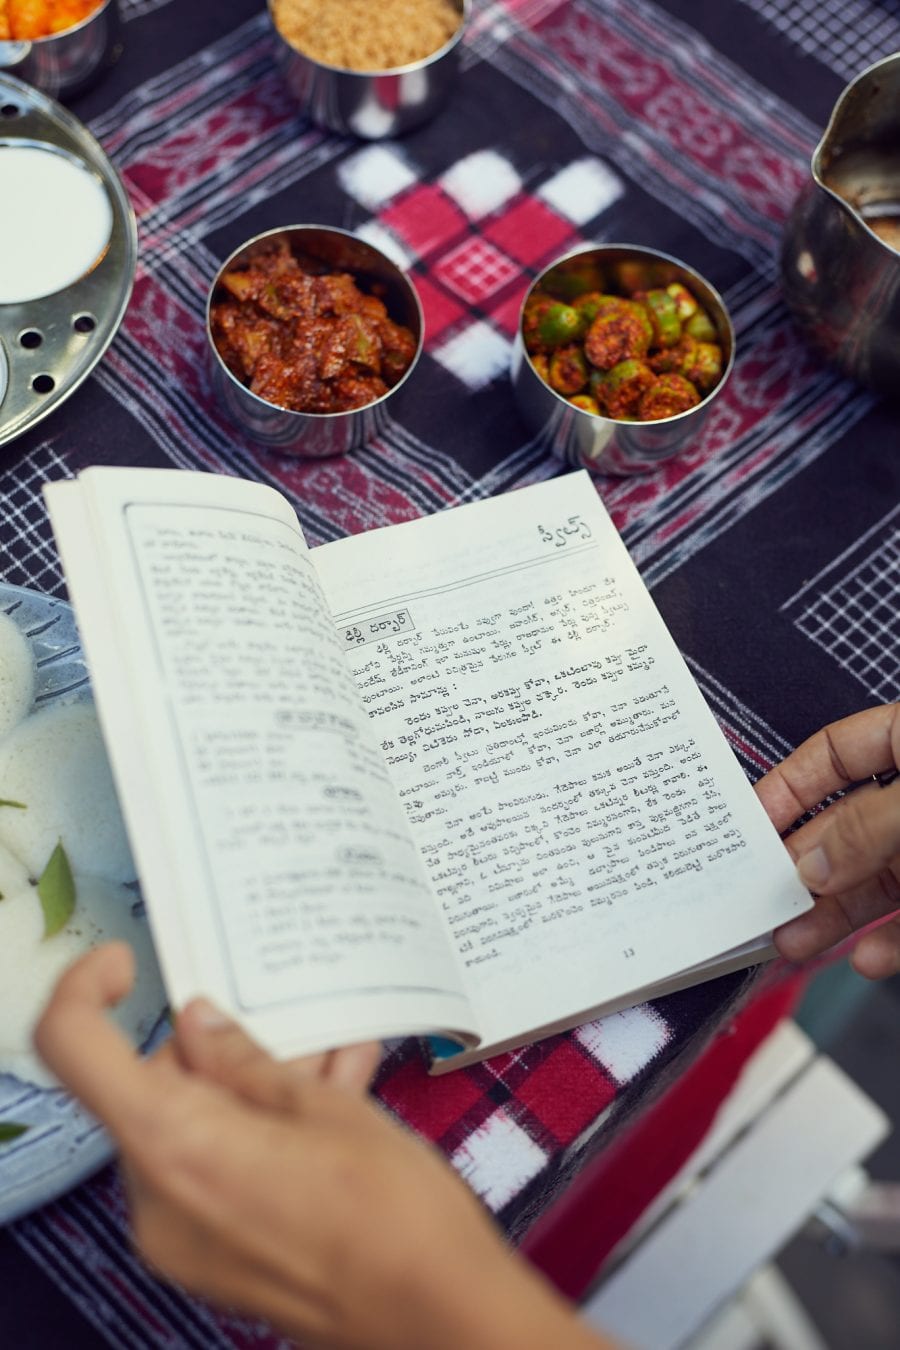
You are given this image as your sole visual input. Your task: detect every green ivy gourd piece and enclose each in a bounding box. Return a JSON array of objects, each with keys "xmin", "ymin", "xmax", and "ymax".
[
  {"xmin": 684, "ymin": 307, "xmax": 717, "ymax": 342},
  {"xmin": 665, "ymin": 282, "xmax": 699, "ymax": 321},
  {"xmin": 548, "ymin": 345, "xmax": 589, "ymax": 396}
]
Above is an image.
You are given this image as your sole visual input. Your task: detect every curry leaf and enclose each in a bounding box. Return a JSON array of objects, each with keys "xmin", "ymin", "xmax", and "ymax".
[
  {"xmin": 0, "ymin": 1122, "xmax": 29, "ymax": 1144},
  {"xmin": 37, "ymin": 841, "xmax": 76, "ymax": 938}
]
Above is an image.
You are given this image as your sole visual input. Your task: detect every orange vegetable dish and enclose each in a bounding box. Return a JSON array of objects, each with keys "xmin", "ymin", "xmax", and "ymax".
[
  {"xmin": 210, "ymin": 238, "xmax": 418, "ymax": 415},
  {"xmin": 0, "ymin": 0, "xmax": 102, "ymax": 39}
]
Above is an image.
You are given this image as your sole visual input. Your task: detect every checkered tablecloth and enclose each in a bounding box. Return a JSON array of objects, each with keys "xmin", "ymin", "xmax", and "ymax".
[{"xmin": 1, "ymin": 0, "xmax": 899, "ymax": 1344}]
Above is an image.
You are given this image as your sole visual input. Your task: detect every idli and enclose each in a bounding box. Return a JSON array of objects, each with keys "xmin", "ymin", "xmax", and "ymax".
[
  {"xmin": 0, "ymin": 611, "xmax": 34, "ymax": 741},
  {"xmin": 0, "ymin": 874, "xmax": 164, "ymax": 1088},
  {"xmin": 0, "ymin": 700, "xmax": 136, "ymax": 883}
]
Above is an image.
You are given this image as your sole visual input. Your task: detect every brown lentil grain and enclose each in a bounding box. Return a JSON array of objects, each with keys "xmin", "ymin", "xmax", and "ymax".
[{"xmin": 271, "ymin": 0, "xmax": 461, "ymax": 72}]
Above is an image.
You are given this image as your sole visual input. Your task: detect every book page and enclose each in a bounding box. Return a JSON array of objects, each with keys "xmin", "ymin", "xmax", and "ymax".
[
  {"xmin": 312, "ymin": 472, "xmax": 811, "ymax": 1053},
  {"xmin": 45, "ymin": 469, "xmax": 475, "ymax": 1057}
]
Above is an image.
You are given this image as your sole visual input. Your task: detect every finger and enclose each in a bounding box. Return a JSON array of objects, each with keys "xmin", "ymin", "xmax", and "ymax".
[
  {"xmin": 851, "ymin": 915, "xmax": 900, "ymax": 980},
  {"xmin": 324, "ymin": 1041, "xmax": 381, "ymax": 1093},
  {"xmin": 175, "ymin": 999, "xmax": 320, "ymax": 1113},
  {"xmin": 774, "ymin": 874, "xmax": 900, "ymax": 962},
  {"xmin": 33, "ymin": 942, "xmax": 164, "ymax": 1136},
  {"xmin": 755, "ymin": 705, "xmax": 899, "ymax": 832},
  {"xmin": 773, "ymin": 788, "xmax": 872, "ymax": 862},
  {"xmin": 176, "ymin": 1000, "xmax": 380, "ymax": 1109},
  {"xmin": 794, "ymin": 778, "xmax": 900, "ymax": 896},
  {"xmin": 173, "ymin": 1001, "xmax": 329, "ymax": 1078}
]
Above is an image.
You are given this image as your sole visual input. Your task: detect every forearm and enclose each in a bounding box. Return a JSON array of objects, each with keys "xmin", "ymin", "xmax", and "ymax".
[
  {"xmin": 400, "ymin": 1240, "xmax": 621, "ymax": 1350},
  {"xmin": 260, "ymin": 1217, "xmax": 620, "ymax": 1350}
]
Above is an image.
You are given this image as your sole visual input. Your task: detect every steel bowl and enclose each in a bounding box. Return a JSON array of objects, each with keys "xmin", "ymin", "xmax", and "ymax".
[
  {"xmin": 511, "ymin": 244, "xmax": 735, "ymax": 476},
  {"xmin": 0, "ymin": 0, "xmax": 122, "ymax": 102},
  {"xmin": 206, "ymin": 224, "xmax": 424, "ymax": 458},
  {"xmin": 267, "ymin": 0, "xmax": 468, "ymax": 139}
]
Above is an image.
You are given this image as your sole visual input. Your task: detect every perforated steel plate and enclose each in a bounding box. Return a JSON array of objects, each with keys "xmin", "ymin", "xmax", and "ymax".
[{"xmin": 0, "ymin": 73, "xmax": 136, "ymax": 446}]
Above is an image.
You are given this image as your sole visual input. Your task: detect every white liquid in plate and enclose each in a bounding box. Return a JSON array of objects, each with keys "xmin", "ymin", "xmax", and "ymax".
[{"xmin": 0, "ymin": 143, "xmax": 114, "ymax": 305}]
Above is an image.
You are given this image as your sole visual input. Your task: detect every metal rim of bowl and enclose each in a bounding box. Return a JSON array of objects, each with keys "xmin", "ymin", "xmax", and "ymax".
[
  {"xmin": 519, "ymin": 242, "xmax": 736, "ymax": 427},
  {"xmin": 206, "ymin": 223, "xmax": 425, "ymax": 422},
  {"xmin": 266, "ymin": 0, "xmax": 470, "ymax": 77}
]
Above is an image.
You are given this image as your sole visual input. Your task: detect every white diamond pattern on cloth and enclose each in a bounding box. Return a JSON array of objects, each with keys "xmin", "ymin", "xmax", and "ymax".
[
  {"xmin": 538, "ymin": 157, "xmax": 625, "ymax": 223},
  {"xmin": 432, "ymin": 321, "xmax": 513, "ymax": 389},
  {"xmin": 452, "ymin": 1109, "xmax": 549, "ymax": 1209},
  {"xmin": 338, "ymin": 145, "xmax": 418, "ymax": 211},
  {"xmin": 352, "ymin": 220, "xmax": 415, "ymax": 269},
  {"xmin": 440, "ymin": 150, "xmax": 523, "ymax": 218},
  {"xmin": 576, "ymin": 1005, "xmax": 672, "ymax": 1084}
]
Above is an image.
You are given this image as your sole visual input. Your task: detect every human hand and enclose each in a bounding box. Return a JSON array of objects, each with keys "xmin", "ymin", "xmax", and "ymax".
[
  {"xmin": 35, "ymin": 943, "xmax": 608, "ymax": 1350},
  {"xmin": 755, "ymin": 705, "xmax": 900, "ymax": 978}
]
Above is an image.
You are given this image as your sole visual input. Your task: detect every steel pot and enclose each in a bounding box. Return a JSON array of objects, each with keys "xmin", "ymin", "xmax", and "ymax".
[{"xmin": 781, "ymin": 54, "xmax": 900, "ymax": 394}]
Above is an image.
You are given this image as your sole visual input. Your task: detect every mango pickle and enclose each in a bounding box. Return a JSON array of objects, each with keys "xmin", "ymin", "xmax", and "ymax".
[
  {"xmin": 345, "ymin": 313, "xmax": 380, "ymax": 369},
  {"xmin": 524, "ymin": 265, "xmax": 726, "ymax": 423}
]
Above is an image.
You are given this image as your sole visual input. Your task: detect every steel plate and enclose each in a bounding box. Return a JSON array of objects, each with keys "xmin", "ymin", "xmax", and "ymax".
[{"xmin": 0, "ymin": 73, "xmax": 136, "ymax": 448}]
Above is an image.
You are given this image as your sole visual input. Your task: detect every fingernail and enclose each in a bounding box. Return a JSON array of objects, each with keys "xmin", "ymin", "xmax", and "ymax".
[
  {"xmin": 797, "ymin": 845, "xmax": 830, "ymax": 890},
  {"xmin": 190, "ymin": 997, "xmax": 233, "ymax": 1029}
]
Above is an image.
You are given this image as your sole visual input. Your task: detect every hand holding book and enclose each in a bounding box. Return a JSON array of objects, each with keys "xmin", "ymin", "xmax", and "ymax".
[
  {"xmin": 36, "ymin": 942, "xmax": 615, "ymax": 1350},
  {"xmin": 756, "ymin": 704, "xmax": 900, "ymax": 978}
]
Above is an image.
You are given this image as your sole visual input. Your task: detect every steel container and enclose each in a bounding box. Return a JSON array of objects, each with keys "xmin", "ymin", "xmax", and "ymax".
[
  {"xmin": 511, "ymin": 244, "xmax": 735, "ymax": 476},
  {"xmin": 206, "ymin": 225, "xmax": 424, "ymax": 458},
  {"xmin": 267, "ymin": 0, "xmax": 468, "ymax": 139},
  {"xmin": 0, "ymin": 0, "xmax": 122, "ymax": 101},
  {"xmin": 781, "ymin": 55, "xmax": 900, "ymax": 396}
]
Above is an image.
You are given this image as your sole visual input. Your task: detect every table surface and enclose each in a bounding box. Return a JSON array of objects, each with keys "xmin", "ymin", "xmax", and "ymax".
[{"xmin": 2, "ymin": 0, "xmax": 900, "ymax": 1344}]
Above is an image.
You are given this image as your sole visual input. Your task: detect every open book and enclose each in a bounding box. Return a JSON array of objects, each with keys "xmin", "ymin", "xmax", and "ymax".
[{"xmin": 44, "ymin": 468, "xmax": 811, "ymax": 1073}]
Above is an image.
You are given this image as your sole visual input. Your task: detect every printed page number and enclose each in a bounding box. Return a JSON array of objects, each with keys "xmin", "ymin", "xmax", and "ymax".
[{"xmin": 623, "ymin": 947, "xmax": 635, "ymax": 958}]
